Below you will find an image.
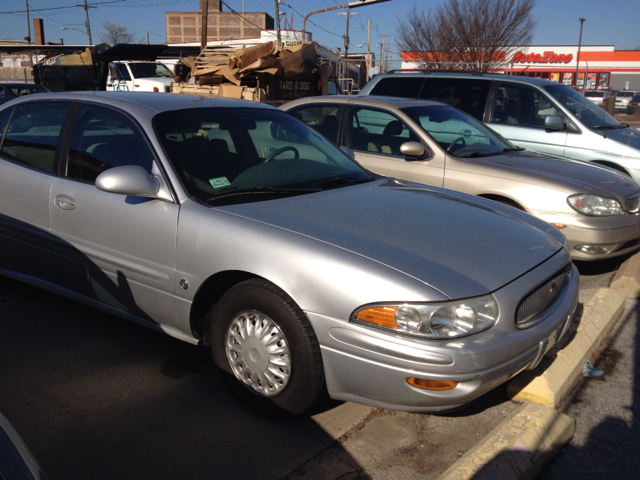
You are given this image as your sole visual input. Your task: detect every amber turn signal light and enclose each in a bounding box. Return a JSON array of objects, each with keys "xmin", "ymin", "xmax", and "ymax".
[
  {"xmin": 551, "ymin": 223, "xmax": 567, "ymax": 229},
  {"xmin": 407, "ymin": 377, "xmax": 459, "ymax": 391},
  {"xmin": 355, "ymin": 306, "xmax": 399, "ymax": 329}
]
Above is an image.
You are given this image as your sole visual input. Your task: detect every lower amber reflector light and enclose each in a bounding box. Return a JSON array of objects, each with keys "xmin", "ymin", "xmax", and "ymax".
[{"xmin": 407, "ymin": 377, "xmax": 459, "ymax": 391}]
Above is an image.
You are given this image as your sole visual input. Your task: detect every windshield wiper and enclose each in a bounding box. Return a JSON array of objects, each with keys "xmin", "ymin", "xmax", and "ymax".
[
  {"xmin": 457, "ymin": 151, "xmax": 502, "ymax": 158},
  {"xmin": 502, "ymin": 147, "xmax": 525, "ymax": 152},
  {"xmin": 591, "ymin": 125, "xmax": 618, "ymax": 130},
  {"xmin": 206, "ymin": 186, "xmax": 319, "ymax": 202},
  {"xmin": 312, "ymin": 176, "xmax": 373, "ymax": 190}
]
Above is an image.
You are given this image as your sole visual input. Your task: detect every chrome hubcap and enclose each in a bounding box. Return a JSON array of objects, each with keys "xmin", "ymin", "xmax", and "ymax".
[{"xmin": 225, "ymin": 310, "xmax": 291, "ymax": 397}]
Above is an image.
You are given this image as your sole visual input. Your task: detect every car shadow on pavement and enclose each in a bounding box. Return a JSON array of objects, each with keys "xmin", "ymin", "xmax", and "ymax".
[{"xmin": 0, "ymin": 273, "xmax": 359, "ymax": 480}]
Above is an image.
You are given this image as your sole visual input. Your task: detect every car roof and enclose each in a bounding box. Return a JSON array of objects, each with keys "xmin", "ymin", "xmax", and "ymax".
[
  {"xmin": 4, "ymin": 91, "xmax": 277, "ymax": 115},
  {"xmin": 284, "ymin": 95, "xmax": 445, "ymax": 109},
  {"xmin": 367, "ymin": 71, "xmax": 566, "ymax": 88}
]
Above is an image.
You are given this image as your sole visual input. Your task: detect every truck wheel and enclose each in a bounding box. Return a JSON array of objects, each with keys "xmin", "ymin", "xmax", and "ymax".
[{"xmin": 210, "ymin": 278, "xmax": 325, "ymax": 416}]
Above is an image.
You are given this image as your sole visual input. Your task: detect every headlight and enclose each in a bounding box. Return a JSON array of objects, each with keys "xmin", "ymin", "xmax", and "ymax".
[
  {"xmin": 567, "ymin": 194, "xmax": 622, "ymax": 216},
  {"xmin": 352, "ymin": 295, "xmax": 499, "ymax": 339}
]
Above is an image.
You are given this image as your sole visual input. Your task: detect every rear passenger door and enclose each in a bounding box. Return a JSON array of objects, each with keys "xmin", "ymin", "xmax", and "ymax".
[
  {"xmin": 487, "ymin": 83, "xmax": 568, "ymax": 156},
  {"xmin": 0, "ymin": 102, "xmax": 70, "ymax": 283},
  {"xmin": 49, "ymin": 104, "xmax": 180, "ymax": 327}
]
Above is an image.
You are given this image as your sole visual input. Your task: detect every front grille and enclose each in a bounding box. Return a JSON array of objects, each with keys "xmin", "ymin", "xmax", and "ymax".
[
  {"xmin": 625, "ymin": 194, "xmax": 640, "ymax": 214},
  {"xmin": 516, "ymin": 265, "xmax": 571, "ymax": 328}
]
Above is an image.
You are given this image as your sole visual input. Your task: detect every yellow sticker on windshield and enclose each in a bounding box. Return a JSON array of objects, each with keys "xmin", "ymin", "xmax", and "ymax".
[{"xmin": 209, "ymin": 177, "xmax": 231, "ymax": 188}]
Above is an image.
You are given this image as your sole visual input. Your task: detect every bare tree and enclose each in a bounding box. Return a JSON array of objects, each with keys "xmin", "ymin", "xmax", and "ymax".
[
  {"xmin": 98, "ymin": 21, "xmax": 138, "ymax": 45},
  {"xmin": 396, "ymin": 0, "xmax": 537, "ymax": 72}
]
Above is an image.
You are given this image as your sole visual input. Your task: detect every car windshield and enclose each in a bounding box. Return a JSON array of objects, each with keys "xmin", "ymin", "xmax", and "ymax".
[
  {"xmin": 584, "ymin": 91, "xmax": 603, "ymax": 97},
  {"xmin": 545, "ymin": 84, "xmax": 619, "ymax": 130},
  {"xmin": 128, "ymin": 62, "xmax": 174, "ymax": 79},
  {"xmin": 616, "ymin": 91, "xmax": 635, "ymax": 98},
  {"xmin": 154, "ymin": 107, "xmax": 374, "ymax": 204},
  {"xmin": 402, "ymin": 105, "xmax": 516, "ymax": 158}
]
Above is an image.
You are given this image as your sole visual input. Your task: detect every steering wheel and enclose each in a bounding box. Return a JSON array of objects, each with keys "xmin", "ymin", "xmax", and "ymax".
[
  {"xmin": 446, "ymin": 136, "xmax": 466, "ymax": 152},
  {"xmin": 264, "ymin": 146, "xmax": 299, "ymax": 162}
]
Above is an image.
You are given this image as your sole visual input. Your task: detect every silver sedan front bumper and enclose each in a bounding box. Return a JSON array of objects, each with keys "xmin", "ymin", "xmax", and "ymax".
[{"xmin": 307, "ymin": 254, "xmax": 579, "ymax": 412}]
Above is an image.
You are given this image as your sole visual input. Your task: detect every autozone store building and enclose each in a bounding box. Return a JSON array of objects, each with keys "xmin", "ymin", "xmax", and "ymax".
[{"xmin": 401, "ymin": 45, "xmax": 640, "ymax": 90}]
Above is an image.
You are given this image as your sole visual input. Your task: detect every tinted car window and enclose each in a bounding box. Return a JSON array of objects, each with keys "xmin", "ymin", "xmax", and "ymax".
[
  {"xmin": 287, "ymin": 104, "xmax": 344, "ymax": 144},
  {"xmin": 0, "ymin": 102, "xmax": 68, "ymax": 173},
  {"xmin": 67, "ymin": 105, "xmax": 154, "ymax": 182},
  {"xmin": 369, "ymin": 77, "xmax": 425, "ymax": 98},
  {"xmin": 349, "ymin": 107, "xmax": 420, "ymax": 155},
  {"xmin": 491, "ymin": 84, "xmax": 560, "ymax": 128},
  {"xmin": 419, "ymin": 78, "xmax": 490, "ymax": 121}
]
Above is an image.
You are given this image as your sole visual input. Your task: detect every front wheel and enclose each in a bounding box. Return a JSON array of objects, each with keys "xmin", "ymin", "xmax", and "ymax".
[{"xmin": 210, "ymin": 278, "xmax": 325, "ymax": 416}]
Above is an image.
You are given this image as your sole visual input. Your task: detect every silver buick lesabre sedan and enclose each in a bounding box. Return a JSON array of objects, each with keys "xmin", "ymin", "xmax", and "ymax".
[
  {"xmin": 282, "ymin": 96, "xmax": 640, "ymax": 261},
  {"xmin": 0, "ymin": 92, "xmax": 578, "ymax": 415}
]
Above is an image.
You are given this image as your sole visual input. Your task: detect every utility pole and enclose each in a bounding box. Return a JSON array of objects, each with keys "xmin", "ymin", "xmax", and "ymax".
[
  {"xmin": 275, "ymin": 0, "xmax": 281, "ymax": 46},
  {"xmin": 146, "ymin": 31, "xmax": 149, "ymax": 45},
  {"xmin": 338, "ymin": 9, "xmax": 358, "ymax": 78},
  {"xmin": 76, "ymin": 0, "xmax": 96, "ymax": 45},
  {"xmin": 361, "ymin": 18, "xmax": 377, "ymax": 82},
  {"xmin": 201, "ymin": 0, "xmax": 209, "ymax": 51},
  {"xmin": 378, "ymin": 34, "xmax": 390, "ymax": 73}
]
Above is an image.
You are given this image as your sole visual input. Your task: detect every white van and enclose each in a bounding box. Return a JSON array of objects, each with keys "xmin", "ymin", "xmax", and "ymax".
[{"xmin": 360, "ymin": 72, "xmax": 640, "ymax": 184}]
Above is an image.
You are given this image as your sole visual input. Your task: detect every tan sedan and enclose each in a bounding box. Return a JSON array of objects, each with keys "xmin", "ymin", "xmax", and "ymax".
[{"xmin": 282, "ymin": 96, "xmax": 640, "ymax": 261}]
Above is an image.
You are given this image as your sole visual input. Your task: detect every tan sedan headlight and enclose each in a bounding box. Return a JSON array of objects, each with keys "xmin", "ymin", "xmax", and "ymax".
[
  {"xmin": 567, "ymin": 194, "xmax": 622, "ymax": 216},
  {"xmin": 352, "ymin": 295, "xmax": 499, "ymax": 338}
]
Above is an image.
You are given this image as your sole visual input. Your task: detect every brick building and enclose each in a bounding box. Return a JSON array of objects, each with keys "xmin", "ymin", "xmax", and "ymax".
[{"xmin": 166, "ymin": 0, "xmax": 274, "ymax": 44}]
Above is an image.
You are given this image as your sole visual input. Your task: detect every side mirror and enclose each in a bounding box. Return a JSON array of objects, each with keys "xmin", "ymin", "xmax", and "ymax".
[
  {"xmin": 96, "ymin": 165, "xmax": 160, "ymax": 197},
  {"xmin": 400, "ymin": 141, "xmax": 428, "ymax": 160},
  {"xmin": 544, "ymin": 115, "xmax": 565, "ymax": 131},
  {"xmin": 340, "ymin": 145, "xmax": 355, "ymax": 159}
]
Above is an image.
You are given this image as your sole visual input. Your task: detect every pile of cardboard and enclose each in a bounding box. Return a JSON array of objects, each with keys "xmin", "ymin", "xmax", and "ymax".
[{"xmin": 174, "ymin": 41, "xmax": 323, "ymax": 87}]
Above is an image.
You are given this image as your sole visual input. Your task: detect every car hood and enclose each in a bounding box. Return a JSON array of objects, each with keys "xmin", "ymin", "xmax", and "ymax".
[
  {"xmin": 596, "ymin": 125, "xmax": 640, "ymax": 153},
  {"xmin": 218, "ymin": 178, "xmax": 563, "ymax": 299},
  {"xmin": 482, "ymin": 149, "xmax": 640, "ymax": 199}
]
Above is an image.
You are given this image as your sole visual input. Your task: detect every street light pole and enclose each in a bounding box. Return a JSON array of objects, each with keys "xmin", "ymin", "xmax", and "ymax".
[
  {"xmin": 575, "ymin": 17, "xmax": 585, "ymax": 89},
  {"xmin": 300, "ymin": 0, "xmax": 389, "ymax": 42}
]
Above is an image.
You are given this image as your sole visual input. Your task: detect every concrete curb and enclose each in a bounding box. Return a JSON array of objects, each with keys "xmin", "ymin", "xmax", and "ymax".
[
  {"xmin": 506, "ymin": 287, "xmax": 625, "ymax": 406},
  {"xmin": 438, "ymin": 250, "xmax": 639, "ymax": 480},
  {"xmin": 437, "ymin": 401, "xmax": 575, "ymax": 480}
]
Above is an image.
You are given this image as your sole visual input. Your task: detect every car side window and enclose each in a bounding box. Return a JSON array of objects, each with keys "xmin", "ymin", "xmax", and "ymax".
[
  {"xmin": 287, "ymin": 105, "xmax": 344, "ymax": 144},
  {"xmin": 0, "ymin": 102, "xmax": 69, "ymax": 174},
  {"xmin": 67, "ymin": 105, "xmax": 154, "ymax": 183},
  {"xmin": 0, "ymin": 108, "xmax": 11, "ymax": 138},
  {"xmin": 349, "ymin": 107, "xmax": 420, "ymax": 156},
  {"xmin": 112, "ymin": 63, "xmax": 132, "ymax": 81},
  {"xmin": 419, "ymin": 79, "xmax": 490, "ymax": 121},
  {"xmin": 491, "ymin": 84, "xmax": 560, "ymax": 128},
  {"xmin": 369, "ymin": 77, "xmax": 425, "ymax": 98}
]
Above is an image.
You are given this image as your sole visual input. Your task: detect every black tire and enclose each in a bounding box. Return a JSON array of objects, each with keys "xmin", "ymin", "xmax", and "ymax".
[{"xmin": 210, "ymin": 278, "xmax": 325, "ymax": 416}]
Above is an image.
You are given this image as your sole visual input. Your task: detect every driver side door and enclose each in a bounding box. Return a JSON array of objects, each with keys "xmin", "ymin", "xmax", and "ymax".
[{"xmin": 346, "ymin": 106, "xmax": 445, "ymax": 187}]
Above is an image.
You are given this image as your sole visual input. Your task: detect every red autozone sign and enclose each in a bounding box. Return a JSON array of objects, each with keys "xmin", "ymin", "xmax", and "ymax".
[{"xmin": 512, "ymin": 51, "xmax": 574, "ymax": 64}]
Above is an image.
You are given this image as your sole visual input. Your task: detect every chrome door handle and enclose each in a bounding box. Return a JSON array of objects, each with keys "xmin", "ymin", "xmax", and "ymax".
[{"xmin": 54, "ymin": 194, "xmax": 76, "ymax": 210}]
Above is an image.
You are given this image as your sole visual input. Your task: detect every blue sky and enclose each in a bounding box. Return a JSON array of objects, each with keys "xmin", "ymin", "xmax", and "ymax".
[{"xmin": 1, "ymin": 0, "xmax": 639, "ymax": 58}]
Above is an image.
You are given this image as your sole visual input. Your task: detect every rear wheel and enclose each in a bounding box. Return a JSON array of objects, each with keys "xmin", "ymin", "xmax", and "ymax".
[{"xmin": 210, "ymin": 278, "xmax": 325, "ymax": 416}]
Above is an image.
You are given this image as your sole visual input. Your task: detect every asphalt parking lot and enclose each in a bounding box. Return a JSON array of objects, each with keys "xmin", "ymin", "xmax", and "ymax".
[{"xmin": 0, "ymin": 254, "xmax": 625, "ymax": 480}]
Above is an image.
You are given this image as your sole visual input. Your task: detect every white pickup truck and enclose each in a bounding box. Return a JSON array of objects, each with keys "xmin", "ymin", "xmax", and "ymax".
[{"xmin": 107, "ymin": 61, "xmax": 174, "ymax": 93}]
